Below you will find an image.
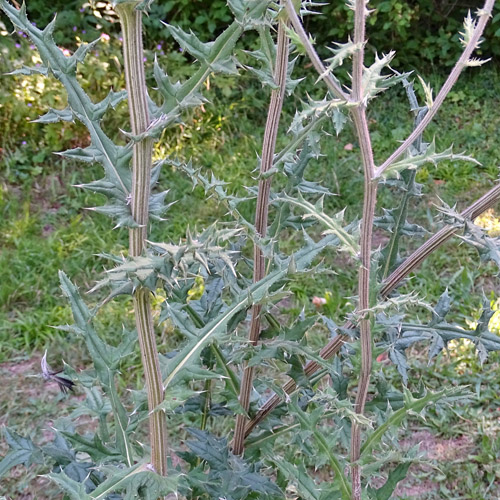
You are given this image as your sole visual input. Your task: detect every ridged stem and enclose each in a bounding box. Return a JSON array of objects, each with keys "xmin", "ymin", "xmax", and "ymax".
[
  {"xmin": 232, "ymin": 17, "xmax": 290, "ymax": 456},
  {"xmin": 346, "ymin": 1, "xmax": 377, "ymax": 496},
  {"xmin": 116, "ymin": 2, "xmax": 167, "ymax": 478}
]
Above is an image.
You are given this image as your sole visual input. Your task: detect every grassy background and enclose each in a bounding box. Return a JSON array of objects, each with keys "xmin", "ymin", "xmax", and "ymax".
[{"xmin": 1, "ymin": 24, "xmax": 500, "ymax": 498}]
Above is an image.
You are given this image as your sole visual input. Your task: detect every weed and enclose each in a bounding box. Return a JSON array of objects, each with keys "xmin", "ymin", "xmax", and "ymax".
[{"xmin": 1, "ymin": 1, "xmax": 500, "ymax": 500}]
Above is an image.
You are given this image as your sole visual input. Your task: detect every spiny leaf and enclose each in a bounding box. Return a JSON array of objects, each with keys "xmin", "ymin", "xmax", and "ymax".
[
  {"xmin": 374, "ymin": 208, "xmax": 428, "ymax": 237},
  {"xmin": 288, "ymin": 95, "xmax": 346, "ymax": 136},
  {"xmin": 360, "ymin": 387, "xmax": 459, "ymax": 458},
  {"xmin": 381, "ymin": 293, "xmax": 500, "ymax": 384},
  {"xmin": 185, "ymin": 428, "xmax": 282, "ymax": 498},
  {"xmin": 65, "ymin": 38, "xmax": 101, "ymax": 72},
  {"xmin": 282, "ymin": 142, "xmax": 331, "ymax": 195},
  {"xmin": 378, "ymin": 140, "xmax": 480, "ymax": 179},
  {"xmin": 57, "ymin": 272, "xmax": 134, "ymax": 466},
  {"xmin": 150, "ymin": 19, "xmax": 252, "ymax": 136},
  {"xmin": 33, "ymin": 107, "xmax": 73, "ymax": 124},
  {"xmin": 1, "ymin": 0, "xmax": 144, "ymax": 225},
  {"xmin": 276, "ymin": 192, "xmax": 359, "ymax": 255},
  {"xmin": 417, "ymin": 75, "xmax": 434, "ymax": 109},
  {"xmin": 332, "ymin": 108, "xmax": 348, "ymax": 135},
  {"xmin": 317, "ymin": 38, "xmax": 360, "ymax": 88},
  {"xmin": 459, "ymin": 10, "xmax": 480, "ymax": 49},
  {"xmin": 227, "ymin": 0, "xmax": 272, "ymax": 29},
  {"xmin": 458, "ymin": 219, "xmax": 500, "ymax": 269},
  {"xmin": 288, "ymin": 397, "xmax": 351, "ymax": 499},
  {"xmin": 277, "ymin": 95, "xmax": 350, "ymax": 164},
  {"xmin": 299, "ymin": 1, "xmax": 329, "ymax": 17},
  {"xmin": 152, "ymin": 57, "xmax": 205, "ymax": 113},
  {"xmin": 431, "ymin": 289, "xmax": 451, "ymax": 324},
  {"xmin": 59, "ymin": 432, "xmax": 121, "ymax": 462},
  {"xmin": 46, "ymin": 470, "xmax": 89, "ymax": 499},
  {"xmin": 48, "ymin": 463, "xmax": 179, "ymax": 500},
  {"xmin": 0, "ymin": 429, "xmax": 44, "ymax": 478},
  {"xmin": 361, "ymin": 292, "xmax": 430, "ymax": 317},
  {"xmin": 275, "ymin": 461, "xmax": 321, "ymax": 500},
  {"xmin": 91, "ymin": 89, "xmax": 128, "ymax": 121},
  {"xmin": 164, "ymin": 22, "xmax": 238, "ymax": 74},
  {"xmin": 94, "ymin": 229, "xmax": 238, "ymax": 301},
  {"xmin": 0, "ymin": 1, "xmax": 134, "ymax": 225},
  {"xmin": 245, "ymin": 27, "xmax": 303, "ymax": 94},
  {"xmin": 7, "ymin": 64, "xmax": 48, "ymax": 76},
  {"xmin": 361, "ymin": 53, "xmax": 409, "ymax": 102},
  {"xmin": 165, "ymin": 25, "xmax": 213, "ymax": 62},
  {"xmin": 367, "ymin": 462, "xmax": 411, "ymax": 500}
]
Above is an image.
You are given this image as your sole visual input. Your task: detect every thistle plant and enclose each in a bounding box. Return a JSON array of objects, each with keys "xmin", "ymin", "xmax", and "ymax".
[{"xmin": 2, "ymin": 1, "xmax": 500, "ymax": 499}]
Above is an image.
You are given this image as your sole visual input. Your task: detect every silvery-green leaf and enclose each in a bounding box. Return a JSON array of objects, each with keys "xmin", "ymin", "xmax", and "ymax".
[
  {"xmin": 275, "ymin": 461, "xmax": 321, "ymax": 500},
  {"xmin": 276, "ymin": 192, "xmax": 358, "ymax": 256},
  {"xmin": 32, "ymin": 107, "xmax": 73, "ymax": 123},
  {"xmin": 56, "ymin": 145, "xmax": 104, "ymax": 163},
  {"xmin": 153, "ymin": 57, "xmax": 205, "ymax": 112},
  {"xmin": 90, "ymin": 89, "xmax": 128, "ymax": 121},
  {"xmin": 361, "ymin": 53, "xmax": 410, "ymax": 102},
  {"xmin": 65, "ymin": 38, "xmax": 100, "ymax": 73},
  {"xmin": 430, "ymin": 289, "xmax": 451, "ymax": 325},
  {"xmin": 388, "ymin": 347, "xmax": 409, "ymax": 385},
  {"xmin": 7, "ymin": 65, "xmax": 49, "ymax": 76},
  {"xmin": 332, "ymin": 108, "xmax": 348, "ymax": 135},
  {"xmin": 360, "ymin": 387, "xmax": 459, "ymax": 458},
  {"xmin": 367, "ymin": 462, "xmax": 411, "ymax": 500},
  {"xmin": 325, "ymin": 39, "xmax": 360, "ymax": 70},
  {"xmin": 152, "ymin": 20, "xmax": 244, "ymax": 122},
  {"xmin": 60, "ymin": 432, "xmax": 121, "ymax": 462},
  {"xmin": 90, "ymin": 203, "xmax": 137, "ymax": 229},
  {"xmin": 374, "ymin": 208, "xmax": 428, "ymax": 237},
  {"xmin": 57, "ymin": 272, "xmax": 134, "ymax": 465},
  {"xmin": 458, "ymin": 219, "xmax": 500, "ymax": 269},
  {"xmin": 282, "ymin": 143, "xmax": 330, "ymax": 196},
  {"xmin": 379, "ymin": 140, "xmax": 480, "ymax": 179},
  {"xmin": 185, "ymin": 428, "xmax": 283, "ymax": 498},
  {"xmin": 46, "ymin": 470, "xmax": 89, "ymax": 500}
]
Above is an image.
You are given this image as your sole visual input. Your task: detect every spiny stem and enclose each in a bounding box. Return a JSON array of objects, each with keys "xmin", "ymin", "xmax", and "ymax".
[
  {"xmin": 375, "ymin": 0, "xmax": 495, "ymax": 177},
  {"xmin": 284, "ymin": 0, "xmax": 349, "ymax": 102},
  {"xmin": 349, "ymin": 1, "xmax": 376, "ymax": 496},
  {"xmin": 232, "ymin": 15, "xmax": 290, "ymax": 456},
  {"xmin": 116, "ymin": 1, "xmax": 167, "ymax": 478}
]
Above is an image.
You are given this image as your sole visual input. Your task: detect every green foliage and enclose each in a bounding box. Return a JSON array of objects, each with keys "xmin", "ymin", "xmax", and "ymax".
[
  {"xmin": 183, "ymin": 428, "xmax": 282, "ymax": 499},
  {"xmin": 308, "ymin": 0, "xmax": 500, "ymax": 67}
]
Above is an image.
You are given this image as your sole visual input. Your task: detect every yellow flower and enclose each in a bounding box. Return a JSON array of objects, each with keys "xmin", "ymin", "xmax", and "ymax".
[{"xmin": 187, "ymin": 275, "xmax": 205, "ymax": 303}]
